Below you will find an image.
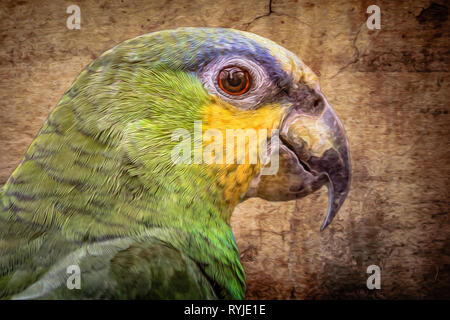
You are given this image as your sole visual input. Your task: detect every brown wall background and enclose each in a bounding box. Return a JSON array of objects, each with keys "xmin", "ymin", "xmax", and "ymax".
[{"xmin": 0, "ymin": 0, "xmax": 448, "ymax": 299}]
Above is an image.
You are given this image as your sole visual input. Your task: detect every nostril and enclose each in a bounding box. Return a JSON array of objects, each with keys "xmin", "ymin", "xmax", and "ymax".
[{"xmin": 313, "ymin": 99, "xmax": 320, "ymax": 107}]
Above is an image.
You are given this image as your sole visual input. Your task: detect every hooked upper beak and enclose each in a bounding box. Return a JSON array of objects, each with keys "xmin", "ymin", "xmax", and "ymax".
[
  {"xmin": 245, "ymin": 88, "xmax": 351, "ymax": 230},
  {"xmin": 279, "ymin": 95, "xmax": 351, "ymax": 230}
]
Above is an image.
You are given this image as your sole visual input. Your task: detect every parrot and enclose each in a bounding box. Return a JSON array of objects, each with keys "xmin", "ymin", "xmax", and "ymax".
[{"xmin": 0, "ymin": 27, "xmax": 350, "ymax": 299}]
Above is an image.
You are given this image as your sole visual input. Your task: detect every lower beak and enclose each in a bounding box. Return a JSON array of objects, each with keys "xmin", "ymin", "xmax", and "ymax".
[{"xmin": 280, "ymin": 102, "xmax": 351, "ymax": 230}]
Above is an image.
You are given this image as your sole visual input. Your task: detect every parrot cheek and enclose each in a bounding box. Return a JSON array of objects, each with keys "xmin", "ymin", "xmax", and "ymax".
[{"xmin": 244, "ymin": 89, "xmax": 351, "ymax": 231}]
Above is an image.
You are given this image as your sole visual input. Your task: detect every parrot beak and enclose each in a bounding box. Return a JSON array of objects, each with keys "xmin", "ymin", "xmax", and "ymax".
[
  {"xmin": 245, "ymin": 89, "xmax": 351, "ymax": 230},
  {"xmin": 279, "ymin": 99, "xmax": 351, "ymax": 230}
]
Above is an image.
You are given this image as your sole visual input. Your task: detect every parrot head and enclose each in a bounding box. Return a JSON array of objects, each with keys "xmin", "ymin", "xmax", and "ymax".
[{"xmin": 108, "ymin": 27, "xmax": 350, "ymax": 230}]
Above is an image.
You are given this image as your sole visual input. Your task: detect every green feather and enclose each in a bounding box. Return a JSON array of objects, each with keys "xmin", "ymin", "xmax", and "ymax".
[{"xmin": 0, "ymin": 28, "xmax": 250, "ymax": 299}]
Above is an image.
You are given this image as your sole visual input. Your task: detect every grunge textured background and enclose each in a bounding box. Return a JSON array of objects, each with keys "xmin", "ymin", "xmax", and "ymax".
[{"xmin": 0, "ymin": 0, "xmax": 449, "ymax": 299}]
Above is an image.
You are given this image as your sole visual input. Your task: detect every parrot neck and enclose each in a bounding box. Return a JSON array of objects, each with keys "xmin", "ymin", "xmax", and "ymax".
[
  {"xmin": 1, "ymin": 132, "xmax": 247, "ymax": 298},
  {"xmin": 2, "ymin": 151, "xmax": 247, "ymax": 298},
  {"xmin": 141, "ymin": 225, "xmax": 246, "ymax": 299},
  {"xmin": 132, "ymin": 171, "xmax": 247, "ymax": 298}
]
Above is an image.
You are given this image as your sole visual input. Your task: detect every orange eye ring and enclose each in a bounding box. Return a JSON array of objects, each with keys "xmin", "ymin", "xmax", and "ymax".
[{"xmin": 218, "ymin": 66, "xmax": 251, "ymax": 95}]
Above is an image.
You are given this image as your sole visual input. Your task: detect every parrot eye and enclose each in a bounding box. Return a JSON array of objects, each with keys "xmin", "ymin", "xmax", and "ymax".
[
  {"xmin": 217, "ymin": 66, "xmax": 251, "ymax": 95},
  {"xmin": 200, "ymin": 56, "xmax": 278, "ymax": 109}
]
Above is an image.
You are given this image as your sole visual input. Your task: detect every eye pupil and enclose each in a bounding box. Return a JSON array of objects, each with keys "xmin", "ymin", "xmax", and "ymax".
[
  {"xmin": 228, "ymin": 71, "xmax": 243, "ymax": 86},
  {"xmin": 218, "ymin": 66, "xmax": 250, "ymax": 95}
]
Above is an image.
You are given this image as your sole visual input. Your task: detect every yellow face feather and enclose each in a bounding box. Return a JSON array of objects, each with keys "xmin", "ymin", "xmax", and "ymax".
[
  {"xmin": 197, "ymin": 31, "xmax": 323, "ymax": 212},
  {"xmin": 197, "ymin": 34, "xmax": 321, "ymax": 210},
  {"xmin": 200, "ymin": 96, "xmax": 285, "ymax": 212}
]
